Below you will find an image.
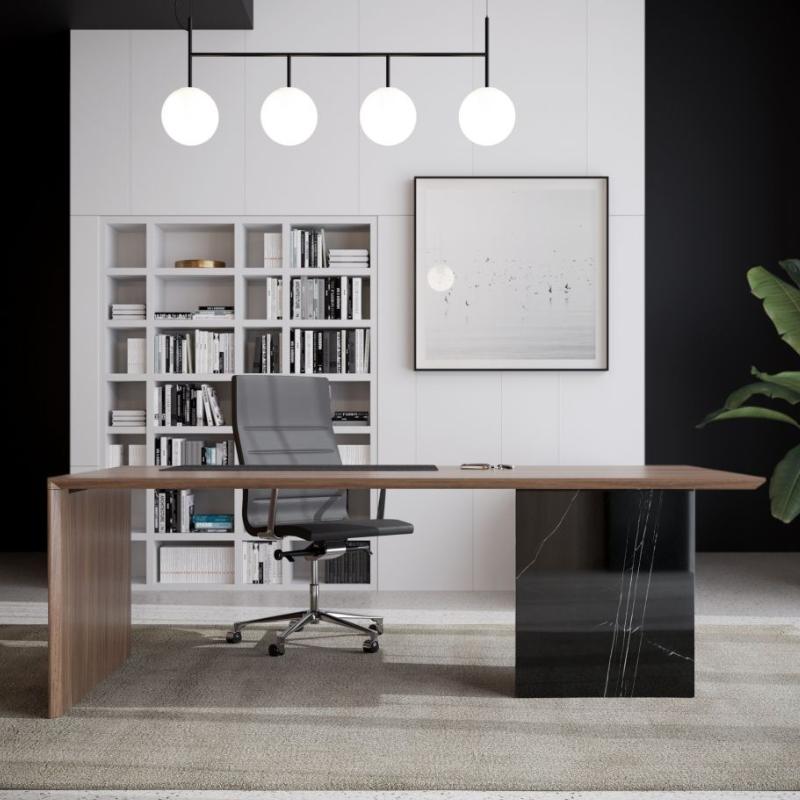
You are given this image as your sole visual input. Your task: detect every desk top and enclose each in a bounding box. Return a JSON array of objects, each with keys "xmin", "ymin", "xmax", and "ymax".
[{"xmin": 49, "ymin": 465, "xmax": 764, "ymax": 491}]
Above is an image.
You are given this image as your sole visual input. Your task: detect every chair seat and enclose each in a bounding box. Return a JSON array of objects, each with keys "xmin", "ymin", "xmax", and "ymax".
[{"xmin": 275, "ymin": 518, "xmax": 414, "ymax": 541}]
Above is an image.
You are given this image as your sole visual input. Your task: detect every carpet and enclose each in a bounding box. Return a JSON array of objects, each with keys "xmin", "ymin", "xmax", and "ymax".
[{"xmin": 0, "ymin": 623, "xmax": 798, "ymax": 791}]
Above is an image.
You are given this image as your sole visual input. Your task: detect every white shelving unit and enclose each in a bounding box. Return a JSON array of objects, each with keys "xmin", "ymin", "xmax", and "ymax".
[{"xmin": 99, "ymin": 216, "xmax": 378, "ymax": 591}]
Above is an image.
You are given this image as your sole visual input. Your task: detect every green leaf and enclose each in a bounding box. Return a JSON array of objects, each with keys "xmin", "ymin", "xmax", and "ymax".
[
  {"xmin": 747, "ymin": 266, "xmax": 800, "ymax": 356},
  {"xmin": 769, "ymin": 443, "xmax": 800, "ymax": 523},
  {"xmin": 724, "ymin": 381, "xmax": 800, "ymax": 409},
  {"xmin": 698, "ymin": 405, "xmax": 800, "ymax": 430},
  {"xmin": 750, "ymin": 367, "xmax": 800, "ymax": 394},
  {"xmin": 779, "ymin": 259, "xmax": 800, "ymax": 289}
]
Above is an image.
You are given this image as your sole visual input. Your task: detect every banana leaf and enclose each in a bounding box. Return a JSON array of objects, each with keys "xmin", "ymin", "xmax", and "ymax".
[
  {"xmin": 698, "ymin": 405, "xmax": 800, "ymax": 429},
  {"xmin": 779, "ymin": 258, "xmax": 800, "ymax": 289},
  {"xmin": 750, "ymin": 367, "xmax": 800, "ymax": 394},
  {"xmin": 724, "ymin": 381, "xmax": 800, "ymax": 409},
  {"xmin": 747, "ymin": 266, "xmax": 800, "ymax": 356},
  {"xmin": 770, "ymin": 443, "xmax": 800, "ymax": 523}
]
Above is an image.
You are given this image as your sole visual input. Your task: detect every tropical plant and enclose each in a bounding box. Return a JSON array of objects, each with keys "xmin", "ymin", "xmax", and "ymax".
[{"xmin": 698, "ymin": 259, "xmax": 800, "ymax": 523}]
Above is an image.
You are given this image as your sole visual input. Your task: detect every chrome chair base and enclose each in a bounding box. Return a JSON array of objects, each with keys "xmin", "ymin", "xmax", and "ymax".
[{"xmin": 225, "ymin": 559, "xmax": 383, "ymax": 655}]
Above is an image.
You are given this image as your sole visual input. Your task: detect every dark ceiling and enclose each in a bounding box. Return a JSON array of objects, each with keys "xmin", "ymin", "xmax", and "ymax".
[{"xmin": 6, "ymin": 0, "xmax": 253, "ymax": 31}]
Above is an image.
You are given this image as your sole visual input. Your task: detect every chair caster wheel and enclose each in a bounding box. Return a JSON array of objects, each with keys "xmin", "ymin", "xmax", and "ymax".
[
  {"xmin": 369, "ymin": 623, "xmax": 383, "ymax": 635},
  {"xmin": 268, "ymin": 643, "xmax": 285, "ymax": 657},
  {"xmin": 226, "ymin": 631, "xmax": 242, "ymax": 644},
  {"xmin": 363, "ymin": 639, "xmax": 379, "ymax": 653}
]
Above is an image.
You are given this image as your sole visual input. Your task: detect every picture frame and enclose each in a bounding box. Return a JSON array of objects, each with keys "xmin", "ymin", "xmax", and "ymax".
[{"xmin": 414, "ymin": 176, "xmax": 609, "ymax": 371}]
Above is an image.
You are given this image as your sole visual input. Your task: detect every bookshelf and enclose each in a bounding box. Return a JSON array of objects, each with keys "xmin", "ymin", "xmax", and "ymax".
[{"xmin": 98, "ymin": 216, "xmax": 378, "ymax": 591}]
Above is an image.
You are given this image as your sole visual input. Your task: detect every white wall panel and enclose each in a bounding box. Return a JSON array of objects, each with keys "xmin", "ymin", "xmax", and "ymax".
[
  {"xmin": 471, "ymin": 0, "xmax": 588, "ymax": 176},
  {"xmin": 70, "ymin": 31, "xmax": 131, "ymax": 214},
  {"xmin": 130, "ymin": 30, "xmax": 246, "ymax": 213},
  {"xmin": 501, "ymin": 373, "xmax": 561, "ymax": 465},
  {"xmin": 587, "ymin": 0, "xmax": 645, "ymax": 215},
  {"xmin": 70, "ymin": 217, "xmax": 101, "ymax": 466},
  {"xmin": 245, "ymin": 0, "xmax": 360, "ymax": 213},
  {"xmin": 559, "ymin": 215, "xmax": 644, "ymax": 463},
  {"xmin": 358, "ymin": 0, "xmax": 474, "ymax": 214}
]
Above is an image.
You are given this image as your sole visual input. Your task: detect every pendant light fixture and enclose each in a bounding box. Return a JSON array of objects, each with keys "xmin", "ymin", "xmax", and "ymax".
[
  {"xmin": 161, "ymin": 12, "xmax": 219, "ymax": 146},
  {"xmin": 165, "ymin": 4, "xmax": 513, "ymax": 148},
  {"xmin": 360, "ymin": 57, "xmax": 417, "ymax": 146},
  {"xmin": 260, "ymin": 57, "xmax": 318, "ymax": 146},
  {"xmin": 458, "ymin": 15, "xmax": 515, "ymax": 146}
]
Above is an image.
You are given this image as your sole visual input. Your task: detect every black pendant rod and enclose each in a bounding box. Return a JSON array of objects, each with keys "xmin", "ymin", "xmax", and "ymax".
[
  {"xmin": 191, "ymin": 50, "xmax": 486, "ymax": 59},
  {"xmin": 385, "ymin": 55, "xmax": 390, "ymax": 87},
  {"xmin": 187, "ymin": 15, "xmax": 193, "ymax": 86},
  {"xmin": 287, "ymin": 55, "xmax": 291, "ymax": 87},
  {"xmin": 484, "ymin": 15, "xmax": 489, "ymax": 86}
]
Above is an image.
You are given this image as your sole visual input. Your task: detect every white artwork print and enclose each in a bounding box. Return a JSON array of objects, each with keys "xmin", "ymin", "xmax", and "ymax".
[{"xmin": 415, "ymin": 178, "xmax": 608, "ymax": 370}]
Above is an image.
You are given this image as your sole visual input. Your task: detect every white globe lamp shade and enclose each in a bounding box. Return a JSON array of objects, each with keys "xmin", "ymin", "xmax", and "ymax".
[
  {"xmin": 161, "ymin": 86, "xmax": 219, "ymax": 146},
  {"xmin": 260, "ymin": 87, "xmax": 318, "ymax": 146},
  {"xmin": 360, "ymin": 87, "xmax": 417, "ymax": 146},
  {"xmin": 427, "ymin": 263, "xmax": 455, "ymax": 292},
  {"xmin": 458, "ymin": 86, "xmax": 515, "ymax": 146}
]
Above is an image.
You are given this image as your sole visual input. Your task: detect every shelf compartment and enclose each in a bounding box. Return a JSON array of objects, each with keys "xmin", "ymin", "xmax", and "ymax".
[
  {"xmin": 244, "ymin": 222, "xmax": 282, "ymax": 269},
  {"xmin": 153, "ymin": 275, "xmax": 235, "ymax": 316},
  {"xmin": 244, "ymin": 327, "xmax": 282, "ymax": 374},
  {"xmin": 157, "ymin": 542, "xmax": 235, "ymax": 585},
  {"xmin": 153, "ymin": 378, "xmax": 232, "ymax": 428},
  {"xmin": 107, "ymin": 328, "xmax": 148, "ymax": 374},
  {"xmin": 106, "ymin": 223, "xmax": 146, "ymax": 270},
  {"xmin": 153, "ymin": 223, "xmax": 235, "ymax": 270},
  {"xmin": 107, "ymin": 274, "xmax": 147, "ymax": 318},
  {"xmin": 105, "ymin": 379, "xmax": 147, "ymax": 426}
]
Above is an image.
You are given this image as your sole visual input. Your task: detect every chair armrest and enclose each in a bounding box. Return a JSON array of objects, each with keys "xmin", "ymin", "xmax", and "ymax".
[{"xmin": 377, "ymin": 488, "xmax": 386, "ymax": 520}]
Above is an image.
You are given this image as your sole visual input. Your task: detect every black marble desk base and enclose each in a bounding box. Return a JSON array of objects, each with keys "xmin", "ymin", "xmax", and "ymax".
[{"xmin": 515, "ymin": 489, "xmax": 695, "ymax": 698}]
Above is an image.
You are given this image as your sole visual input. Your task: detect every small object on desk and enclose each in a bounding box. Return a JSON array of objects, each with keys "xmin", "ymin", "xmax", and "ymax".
[
  {"xmin": 461, "ymin": 463, "xmax": 514, "ymax": 470},
  {"xmin": 174, "ymin": 259, "xmax": 226, "ymax": 269}
]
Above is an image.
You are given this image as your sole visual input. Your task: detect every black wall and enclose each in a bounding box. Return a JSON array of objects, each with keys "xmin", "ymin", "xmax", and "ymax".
[
  {"xmin": 646, "ymin": 0, "xmax": 800, "ymax": 550},
  {"xmin": 0, "ymin": 16, "xmax": 70, "ymax": 552}
]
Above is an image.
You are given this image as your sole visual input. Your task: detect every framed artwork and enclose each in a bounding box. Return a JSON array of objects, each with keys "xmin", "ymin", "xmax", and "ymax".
[{"xmin": 414, "ymin": 176, "xmax": 608, "ymax": 371}]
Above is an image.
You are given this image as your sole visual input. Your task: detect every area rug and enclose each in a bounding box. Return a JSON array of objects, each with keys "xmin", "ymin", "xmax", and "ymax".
[{"xmin": 0, "ymin": 623, "xmax": 797, "ymax": 790}]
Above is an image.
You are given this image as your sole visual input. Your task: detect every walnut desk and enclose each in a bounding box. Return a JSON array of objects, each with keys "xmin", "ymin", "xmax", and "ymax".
[{"xmin": 46, "ymin": 465, "xmax": 763, "ymax": 717}]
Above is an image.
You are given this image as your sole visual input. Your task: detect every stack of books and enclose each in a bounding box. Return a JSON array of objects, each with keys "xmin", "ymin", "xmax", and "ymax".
[
  {"xmin": 266, "ymin": 277, "xmax": 283, "ymax": 319},
  {"xmin": 338, "ymin": 444, "xmax": 370, "ymax": 465},
  {"xmin": 153, "ymin": 383, "xmax": 225, "ymax": 427},
  {"xmin": 328, "ymin": 249, "xmax": 369, "ymax": 269},
  {"xmin": 291, "ymin": 228, "xmax": 326, "ymax": 269},
  {"xmin": 193, "ymin": 513, "xmax": 234, "ymax": 533},
  {"xmin": 154, "ymin": 306, "xmax": 234, "ymax": 321},
  {"xmin": 159, "ymin": 546, "xmax": 234, "ymax": 584},
  {"xmin": 252, "ymin": 333, "xmax": 280, "ymax": 374},
  {"xmin": 243, "ymin": 541, "xmax": 283, "ymax": 584},
  {"xmin": 127, "ymin": 338, "xmax": 146, "ymax": 374},
  {"xmin": 324, "ymin": 544, "xmax": 370, "ymax": 584},
  {"xmin": 263, "ymin": 232, "xmax": 282, "ymax": 268},
  {"xmin": 110, "ymin": 303, "xmax": 145, "ymax": 321},
  {"xmin": 332, "ymin": 410, "xmax": 369, "ymax": 426},
  {"xmin": 154, "ymin": 489, "xmax": 195, "ymax": 533},
  {"xmin": 110, "ymin": 409, "xmax": 146, "ymax": 428},
  {"xmin": 193, "ymin": 305, "xmax": 234, "ymax": 320},
  {"xmin": 107, "ymin": 442, "xmax": 147, "ymax": 467},
  {"xmin": 154, "ymin": 438, "xmax": 235, "ymax": 466},
  {"xmin": 289, "ymin": 328, "xmax": 370, "ymax": 374},
  {"xmin": 290, "ymin": 276, "xmax": 364, "ymax": 320}
]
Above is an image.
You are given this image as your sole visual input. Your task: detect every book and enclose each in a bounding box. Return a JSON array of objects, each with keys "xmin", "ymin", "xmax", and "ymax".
[
  {"xmin": 159, "ymin": 546, "xmax": 234, "ymax": 584},
  {"xmin": 263, "ymin": 232, "xmax": 282, "ymax": 268},
  {"xmin": 338, "ymin": 444, "xmax": 370, "ymax": 465},
  {"xmin": 127, "ymin": 338, "xmax": 146, "ymax": 374},
  {"xmin": 289, "ymin": 328, "xmax": 370, "ymax": 374},
  {"xmin": 153, "ymin": 489, "xmax": 195, "ymax": 533}
]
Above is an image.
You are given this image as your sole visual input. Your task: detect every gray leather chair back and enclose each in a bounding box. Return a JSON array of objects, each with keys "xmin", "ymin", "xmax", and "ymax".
[{"xmin": 233, "ymin": 375, "xmax": 348, "ymax": 533}]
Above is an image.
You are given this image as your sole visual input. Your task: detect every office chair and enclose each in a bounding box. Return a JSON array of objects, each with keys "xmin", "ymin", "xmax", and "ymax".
[{"xmin": 226, "ymin": 374, "xmax": 414, "ymax": 655}]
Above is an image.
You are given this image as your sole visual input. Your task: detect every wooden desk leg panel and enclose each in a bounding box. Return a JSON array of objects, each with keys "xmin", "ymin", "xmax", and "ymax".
[
  {"xmin": 48, "ymin": 488, "xmax": 131, "ymax": 718},
  {"xmin": 515, "ymin": 489, "xmax": 695, "ymax": 698}
]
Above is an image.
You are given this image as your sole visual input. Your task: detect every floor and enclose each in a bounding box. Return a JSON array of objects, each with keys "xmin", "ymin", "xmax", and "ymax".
[{"xmin": 0, "ymin": 552, "xmax": 797, "ymax": 800}]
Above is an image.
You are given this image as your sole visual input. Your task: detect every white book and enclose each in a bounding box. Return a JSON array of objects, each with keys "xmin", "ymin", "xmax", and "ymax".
[
  {"xmin": 352, "ymin": 278, "xmax": 362, "ymax": 321},
  {"xmin": 341, "ymin": 277, "xmax": 348, "ymax": 321},
  {"xmin": 201, "ymin": 385, "xmax": 214, "ymax": 427},
  {"xmin": 364, "ymin": 330, "xmax": 370, "ymax": 373},
  {"xmin": 106, "ymin": 444, "xmax": 124, "ymax": 467},
  {"xmin": 329, "ymin": 249, "xmax": 368, "ymax": 256},
  {"xmin": 128, "ymin": 444, "xmax": 147, "ymax": 466},
  {"xmin": 304, "ymin": 330, "xmax": 313, "ymax": 374},
  {"xmin": 207, "ymin": 386, "xmax": 224, "ymax": 426}
]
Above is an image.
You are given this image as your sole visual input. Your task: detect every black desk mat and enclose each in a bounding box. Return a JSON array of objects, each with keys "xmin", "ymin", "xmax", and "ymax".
[{"xmin": 159, "ymin": 464, "xmax": 439, "ymax": 472}]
